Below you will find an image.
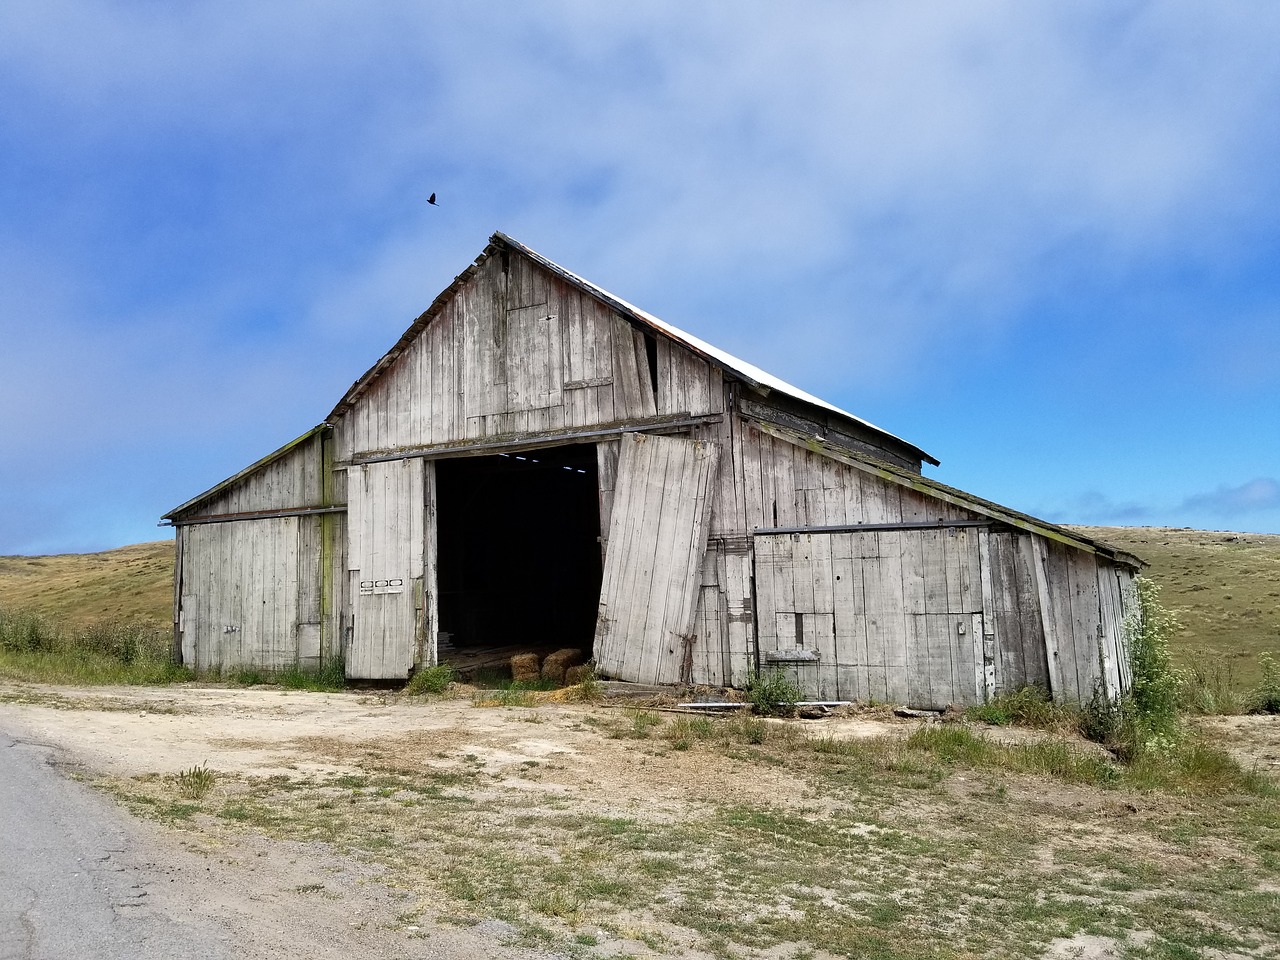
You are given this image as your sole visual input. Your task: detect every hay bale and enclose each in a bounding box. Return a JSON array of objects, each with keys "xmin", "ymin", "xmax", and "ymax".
[
  {"xmin": 541, "ymin": 648, "xmax": 585, "ymax": 684},
  {"xmin": 510, "ymin": 653, "xmax": 542, "ymax": 683},
  {"xmin": 564, "ymin": 664, "xmax": 593, "ymax": 686}
]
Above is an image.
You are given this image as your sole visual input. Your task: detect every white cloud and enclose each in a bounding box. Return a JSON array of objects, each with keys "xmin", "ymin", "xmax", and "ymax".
[
  {"xmin": 3, "ymin": 2, "xmax": 1280, "ymax": 549},
  {"xmin": 1180, "ymin": 479, "xmax": 1280, "ymax": 518}
]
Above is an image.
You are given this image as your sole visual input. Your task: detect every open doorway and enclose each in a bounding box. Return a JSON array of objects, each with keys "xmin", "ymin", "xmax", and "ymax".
[{"xmin": 434, "ymin": 443, "xmax": 602, "ymax": 678}]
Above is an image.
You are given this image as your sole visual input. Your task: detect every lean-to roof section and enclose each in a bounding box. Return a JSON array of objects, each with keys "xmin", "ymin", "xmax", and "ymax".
[
  {"xmin": 325, "ymin": 232, "xmax": 937, "ymax": 466},
  {"xmin": 750, "ymin": 418, "xmax": 1144, "ymax": 570},
  {"xmin": 162, "ymin": 425, "xmax": 327, "ymax": 521}
]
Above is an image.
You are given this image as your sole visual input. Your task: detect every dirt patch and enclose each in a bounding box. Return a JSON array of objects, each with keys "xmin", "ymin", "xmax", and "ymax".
[
  {"xmin": 0, "ymin": 683, "xmax": 1114, "ymax": 818},
  {"xmin": 3, "ymin": 682, "xmax": 1277, "ymax": 960},
  {"xmin": 1199, "ymin": 714, "xmax": 1280, "ymax": 773}
]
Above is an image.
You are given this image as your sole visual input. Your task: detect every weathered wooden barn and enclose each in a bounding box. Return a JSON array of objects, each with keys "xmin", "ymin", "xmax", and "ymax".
[{"xmin": 163, "ymin": 233, "xmax": 1142, "ymax": 708}]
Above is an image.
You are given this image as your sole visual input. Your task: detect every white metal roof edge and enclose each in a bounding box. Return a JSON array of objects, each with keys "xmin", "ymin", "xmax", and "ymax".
[{"xmin": 494, "ymin": 233, "xmax": 938, "ymax": 466}]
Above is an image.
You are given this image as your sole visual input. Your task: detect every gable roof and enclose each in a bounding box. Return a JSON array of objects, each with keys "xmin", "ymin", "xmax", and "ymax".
[{"xmin": 327, "ymin": 232, "xmax": 938, "ymax": 466}]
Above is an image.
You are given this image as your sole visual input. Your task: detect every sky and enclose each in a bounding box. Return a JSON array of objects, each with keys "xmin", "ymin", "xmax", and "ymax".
[{"xmin": 2, "ymin": 1, "xmax": 1279, "ymax": 555}]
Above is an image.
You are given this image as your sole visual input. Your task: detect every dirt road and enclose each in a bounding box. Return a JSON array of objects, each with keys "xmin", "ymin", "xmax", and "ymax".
[{"xmin": 0, "ymin": 683, "xmax": 702, "ymax": 960}]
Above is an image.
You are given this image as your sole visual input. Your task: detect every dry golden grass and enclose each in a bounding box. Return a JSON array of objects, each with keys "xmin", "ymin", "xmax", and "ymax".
[
  {"xmin": 1073, "ymin": 525, "xmax": 1280, "ymax": 688},
  {"xmin": 4, "ymin": 527, "xmax": 1277, "ymax": 691},
  {"xmin": 0, "ymin": 540, "xmax": 173, "ymax": 627}
]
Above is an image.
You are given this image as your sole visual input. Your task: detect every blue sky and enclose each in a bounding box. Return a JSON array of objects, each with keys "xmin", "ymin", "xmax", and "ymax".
[{"xmin": 2, "ymin": 2, "xmax": 1278, "ymax": 555}]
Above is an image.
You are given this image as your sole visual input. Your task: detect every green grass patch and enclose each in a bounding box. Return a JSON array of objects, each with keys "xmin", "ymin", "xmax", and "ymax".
[
  {"xmin": 1244, "ymin": 652, "xmax": 1280, "ymax": 715},
  {"xmin": 746, "ymin": 670, "xmax": 801, "ymax": 717},
  {"xmin": 405, "ymin": 663, "xmax": 455, "ymax": 695},
  {"xmin": 966, "ymin": 685, "xmax": 1071, "ymax": 729},
  {"xmin": 276, "ymin": 657, "xmax": 346, "ymax": 692},
  {"xmin": 0, "ymin": 608, "xmax": 191, "ymax": 685},
  {"xmin": 172, "ymin": 763, "xmax": 216, "ymax": 799}
]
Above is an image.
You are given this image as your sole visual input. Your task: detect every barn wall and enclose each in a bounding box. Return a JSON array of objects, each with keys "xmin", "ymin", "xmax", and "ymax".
[
  {"xmin": 176, "ymin": 431, "xmax": 328, "ymax": 519},
  {"xmin": 172, "ymin": 431, "xmax": 342, "ymax": 673},
  {"xmin": 332, "ymin": 252, "xmax": 725, "ymax": 462},
  {"xmin": 680, "ymin": 410, "xmax": 1134, "ymax": 707},
  {"xmin": 981, "ymin": 531, "xmax": 1050, "ymax": 693},
  {"xmin": 1032, "ymin": 539, "xmax": 1136, "ymax": 704},
  {"xmin": 177, "ymin": 515, "xmax": 321, "ymax": 672},
  {"xmin": 685, "ymin": 414, "xmax": 987, "ymax": 694}
]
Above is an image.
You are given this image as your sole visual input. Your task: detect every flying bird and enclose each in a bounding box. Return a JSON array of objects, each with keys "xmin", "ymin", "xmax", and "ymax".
[{"xmin": 427, "ymin": 193, "xmax": 438, "ymax": 205}]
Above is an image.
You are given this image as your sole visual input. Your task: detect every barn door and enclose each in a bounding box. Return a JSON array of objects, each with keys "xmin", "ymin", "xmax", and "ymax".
[
  {"xmin": 594, "ymin": 433, "xmax": 720, "ymax": 685},
  {"xmin": 346, "ymin": 458, "xmax": 428, "ymax": 679},
  {"xmin": 754, "ymin": 527, "xmax": 987, "ymax": 708}
]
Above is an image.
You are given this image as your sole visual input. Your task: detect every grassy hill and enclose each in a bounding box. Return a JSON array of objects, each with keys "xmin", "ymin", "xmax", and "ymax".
[
  {"xmin": 3, "ymin": 528, "xmax": 1277, "ymax": 687},
  {"xmin": 1072, "ymin": 525, "xmax": 1280, "ymax": 687},
  {"xmin": 0, "ymin": 540, "xmax": 173, "ymax": 627}
]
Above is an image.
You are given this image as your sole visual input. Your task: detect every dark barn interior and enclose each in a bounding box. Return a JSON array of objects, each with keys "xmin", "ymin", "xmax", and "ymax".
[{"xmin": 434, "ymin": 444, "xmax": 602, "ymax": 674}]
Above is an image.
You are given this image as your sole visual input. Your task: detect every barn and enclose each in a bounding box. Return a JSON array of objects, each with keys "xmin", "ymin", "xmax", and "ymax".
[{"xmin": 162, "ymin": 232, "xmax": 1142, "ymax": 708}]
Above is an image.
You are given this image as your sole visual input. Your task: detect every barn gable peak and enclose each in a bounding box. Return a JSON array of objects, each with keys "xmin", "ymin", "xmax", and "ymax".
[{"xmin": 324, "ymin": 233, "xmax": 937, "ymax": 467}]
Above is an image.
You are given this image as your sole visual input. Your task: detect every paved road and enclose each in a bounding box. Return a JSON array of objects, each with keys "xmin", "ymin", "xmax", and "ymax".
[{"xmin": 0, "ymin": 724, "xmax": 235, "ymax": 960}]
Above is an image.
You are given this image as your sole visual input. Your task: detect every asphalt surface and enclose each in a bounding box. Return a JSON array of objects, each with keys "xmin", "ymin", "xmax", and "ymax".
[{"xmin": 0, "ymin": 724, "xmax": 235, "ymax": 960}]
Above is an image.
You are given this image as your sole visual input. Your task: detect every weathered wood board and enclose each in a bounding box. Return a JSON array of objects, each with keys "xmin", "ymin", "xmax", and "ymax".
[
  {"xmin": 333, "ymin": 252, "xmax": 725, "ymax": 462},
  {"xmin": 594, "ymin": 433, "xmax": 720, "ymax": 685},
  {"xmin": 754, "ymin": 528, "xmax": 985, "ymax": 708},
  {"xmin": 178, "ymin": 516, "xmax": 308, "ymax": 672},
  {"xmin": 346, "ymin": 458, "xmax": 426, "ymax": 679}
]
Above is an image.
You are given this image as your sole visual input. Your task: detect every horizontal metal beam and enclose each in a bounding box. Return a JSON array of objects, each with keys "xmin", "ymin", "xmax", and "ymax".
[
  {"xmin": 341, "ymin": 415, "xmax": 722, "ymax": 466},
  {"xmin": 162, "ymin": 505, "xmax": 347, "ymax": 527},
  {"xmin": 752, "ymin": 519, "xmax": 995, "ymax": 536}
]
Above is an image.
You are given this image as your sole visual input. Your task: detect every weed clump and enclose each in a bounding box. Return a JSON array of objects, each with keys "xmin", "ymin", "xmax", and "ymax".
[
  {"xmin": 562, "ymin": 665, "xmax": 604, "ymax": 703},
  {"xmin": 406, "ymin": 663, "xmax": 455, "ymax": 696},
  {"xmin": 666, "ymin": 715, "xmax": 716, "ymax": 750},
  {"xmin": 173, "ymin": 763, "xmax": 216, "ymax": 799},
  {"xmin": 1244, "ymin": 652, "xmax": 1280, "ymax": 714},
  {"xmin": 746, "ymin": 671, "xmax": 801, "ymax": 718},
  {"xmin": 276, "ymin": 657, "xmax": 346, "ymax": 692},
  {"xmin": 966, "ymin": 686, "xmax": 1069, "ymax": 729},
  {"xmin": 1179, "ymin": 655, "xmax": 1242, "ymax": 715},
  {"xmin": 1078, "ymin": 576, "xmax": 1185, "ymax": 761}
]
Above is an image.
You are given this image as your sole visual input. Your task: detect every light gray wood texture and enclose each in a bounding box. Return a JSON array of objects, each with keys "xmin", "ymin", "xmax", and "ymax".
[
  {"xmin": 755, "ymin": 529, "xmax": 984, "ymax": 708},
  {"xmin": 330, "ymin": 251, "xmax": 724, "ymax": 464},
  {"xmin": 171, "ymin": 430, "xmax": 328, "ymax": 520},
  {"xmin": 168, "ymin": 243, "xmax": 1138, "ymax": 703},
  {"xmin": 594, "ymin": 433, "xmax": 720, "ymax": 685},
  {"xmin": 177, "ymin": 516, "xmax": 314, "ymax": 672},
  {"xmin": 346, "ymin": 459, "xmax": 425, "ymax": 679}
]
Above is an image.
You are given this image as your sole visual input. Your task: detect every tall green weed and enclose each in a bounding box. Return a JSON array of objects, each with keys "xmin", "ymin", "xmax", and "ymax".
[
  {"xmin": 746, "ymin": 670, "xmax": 801, "ymax": 718},
  {"xmin": 0, "ymin": 607, "xmax": 189, "ymax": 684},
  {"xmin": 1244, "ymin": 652, "xmax": 1280, "ymax": 714},
  {"xmin": 1079, "ymin": 577, "xmax": 1184, "ymax": 760}
]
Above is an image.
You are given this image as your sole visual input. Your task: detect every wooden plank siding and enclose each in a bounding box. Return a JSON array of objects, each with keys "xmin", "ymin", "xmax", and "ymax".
[
  {"xmin": 754, "ymin": 529, "xmax": 985, "ymax": 708},
  {"xmin": 177, "ymin": 516, "xmax": 312, "ymax": 672},
  {"xmin": 330, "ymin": 252, "xmax": 725, "ymax": 464},
  {"xmin": 594, "ymin": 433, "xmax": 720, "ymax": 686},
  {"xmin": 346, "ymin": 459, "xmax": 426, "ymax": 679},
  {"xmin": 172, "ymin": 430, "xmax": 329, "ymax": 520},
  {"xmin": 676, "ymin": 416, "xmax": 1132, "ymax": 707}
]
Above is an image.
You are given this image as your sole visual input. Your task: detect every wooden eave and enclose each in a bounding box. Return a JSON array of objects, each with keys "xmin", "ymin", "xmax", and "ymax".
[
  {"xmin": 751, "ymin": 418, "xmax": 1145, "ymax": 571},
  {"xmin": 324, "ymin": 241, "xmax": 503, "ymax": 422},
  {"xmin": 161, "ymin": 425, "xmax": 327, "ymax": 522},
  {"xmin": 323, "ymin": 232, "xmax": 938, "ymax": 468}
]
